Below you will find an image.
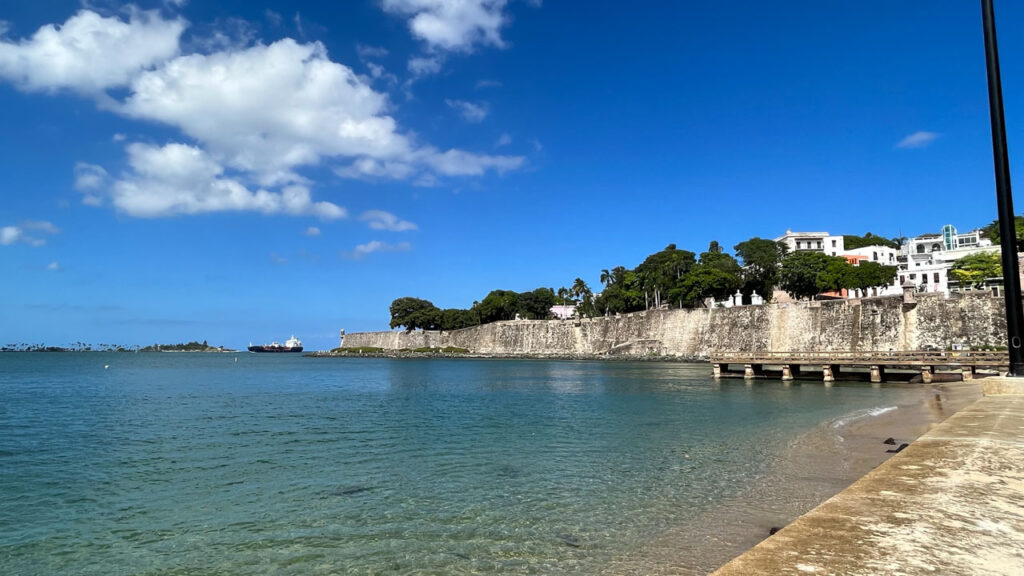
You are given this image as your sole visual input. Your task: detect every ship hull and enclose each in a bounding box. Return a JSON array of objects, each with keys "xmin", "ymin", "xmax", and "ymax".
[{"xmin": 248, "ymin": 346, "xmax": 304, "ymax": 353}]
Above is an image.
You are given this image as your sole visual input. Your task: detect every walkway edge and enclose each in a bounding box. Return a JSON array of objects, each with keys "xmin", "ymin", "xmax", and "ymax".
[{"xmin": 709, "ymin": 378, "xmax": 1024, "ymax": 575}]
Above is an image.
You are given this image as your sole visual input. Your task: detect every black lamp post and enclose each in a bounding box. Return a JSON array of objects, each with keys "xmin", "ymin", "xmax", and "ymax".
[{"xmin": 981, "ymin": 0, "xmax": 1024, "ymax": 375}]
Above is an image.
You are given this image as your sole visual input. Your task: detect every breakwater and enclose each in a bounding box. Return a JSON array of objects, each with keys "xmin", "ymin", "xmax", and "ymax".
[{"xmin": 341, "ymin": 292, "xmax": 1006, "ymax": 357}]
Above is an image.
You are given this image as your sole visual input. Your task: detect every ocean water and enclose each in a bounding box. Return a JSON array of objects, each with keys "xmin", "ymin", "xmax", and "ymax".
[{"xmin": 0, "ymin": 353, "xmax": 928, "ymax": 575}]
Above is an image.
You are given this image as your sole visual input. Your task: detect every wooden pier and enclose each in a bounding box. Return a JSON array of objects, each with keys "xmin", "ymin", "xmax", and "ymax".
[{"xmin": 710, "ymin": 350, "xmax": 1009, "ymax": 384}]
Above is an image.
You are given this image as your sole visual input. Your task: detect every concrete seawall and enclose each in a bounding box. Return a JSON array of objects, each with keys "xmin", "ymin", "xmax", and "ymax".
[
  {"xmin": 342, "ymin": 293, "xmax": 1007, "ymax": 356},
  {"xmin": 709, "ymin": 378, "xmax": 1024, "ymax": 575}
]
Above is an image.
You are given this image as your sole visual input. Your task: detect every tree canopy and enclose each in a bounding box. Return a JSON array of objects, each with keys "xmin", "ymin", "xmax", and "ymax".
[
  {"xmin": 843, "ymin": 232, "xmax": 900, "ymax": 250},
  {"xmin": 733, "ymin": 237, "xmax": 788, "ymax": 301},
  {"xmin": 779, "ymin": 252, "xmax": 897, "ymax": 299},
  {"xmin": 980, "ymin": 216, "xmax": 1024, "ymax": 246},
  {"xmin": 950, "ymin": 252, "xmax": 1001, "ymax": 288}
]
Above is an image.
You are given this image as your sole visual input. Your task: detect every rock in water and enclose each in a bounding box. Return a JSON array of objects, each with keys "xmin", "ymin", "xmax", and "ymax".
[
  {"xmin": 883, "ymin": 437, "xmax": 896, "ymax": 445},
  {"xmin": 886, "ymin": 443, "xmax": 910, "ymax": 454},
  {"xmin": 769, "ymin": 526, "xmax": 783, "ymax": 536}
]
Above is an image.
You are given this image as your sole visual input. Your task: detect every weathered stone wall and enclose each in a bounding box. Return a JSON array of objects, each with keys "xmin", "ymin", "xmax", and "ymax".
[{"xmin": 341, "ymin": 293, "xmax": 1007, "ymax": 356}]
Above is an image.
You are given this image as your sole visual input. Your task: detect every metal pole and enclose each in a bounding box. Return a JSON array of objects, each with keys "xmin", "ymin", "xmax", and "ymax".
[{"xmin": 981, "ymin": 0, "xmax": 1024, "ymax": 375}]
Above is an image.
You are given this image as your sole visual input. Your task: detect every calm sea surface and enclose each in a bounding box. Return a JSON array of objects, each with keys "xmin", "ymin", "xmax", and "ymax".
[{"xmin": 0, "ymin": 353, "xmax": 926, "ymax": 575}]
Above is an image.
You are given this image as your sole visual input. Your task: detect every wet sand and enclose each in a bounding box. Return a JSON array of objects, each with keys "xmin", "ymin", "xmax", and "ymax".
[{"xmin": 601, "ymin": 381, "xmax": 983, "ymax": 575}]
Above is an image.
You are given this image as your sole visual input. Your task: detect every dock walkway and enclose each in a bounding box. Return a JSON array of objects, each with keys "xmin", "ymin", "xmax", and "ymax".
[{"xmin": 710, "ymin": 350, "xmax": 1009, "ymax": 383}]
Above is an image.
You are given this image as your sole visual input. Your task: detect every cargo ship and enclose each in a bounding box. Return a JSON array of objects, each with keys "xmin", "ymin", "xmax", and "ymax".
[{"xmin": 248, "ymin": 335, "xmax": 303, "ymax": 353}]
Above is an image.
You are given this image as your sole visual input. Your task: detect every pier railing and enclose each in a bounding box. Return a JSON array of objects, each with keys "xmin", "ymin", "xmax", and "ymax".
[{"xmin": 710, "ymin": 350, "xmax": 1008, "ymax": 368}]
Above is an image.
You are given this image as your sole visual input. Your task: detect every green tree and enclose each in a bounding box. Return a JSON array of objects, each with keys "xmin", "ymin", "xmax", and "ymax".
[
  {"xmin": 980, "ymin": 216, "xmax": 1024, "ymax": 245},
  {"xmin": 518, "ymin": 287, "xmax": 557, "ymax": 319},
  {"xmin": 779, "ymin": 251, "xmax": 848, "ymax": 300},
  {"xmin": 851, "ymin": 261, "xmax": 898, "ymax": 294},
  {"xmin": 634, "ymin": 244, "xmax": 696, "ymax": 308},
  {"xmin": 593, "ymin": 269, "xmax": 643, "ymax": 314},
  {"xmin": 477, "ymin": 290, "xmax": 520, "ymax": 323},
  {"xmin": 569, "ymin": 277, "xmax": 591, "ymax": 302},
  {"xmin": 440, "ymin": 308, "xmax": 479, "ymax": 331},
  {"xmin": 672, "ymin": 244, "xmax": 742, "ymax": 306},
  {"xmin": 734, "ymin": 237, "xmax": 788, "ymax": 301},
  {"xmin": 842, "ymin": 232, "xmax": 899, "ymax": 250},
  {"xmin": 389, "ymin": 297, "xmax": 441, "ymax": 331},
  {"xmin": 950, "ymin": 252, "xmax": 1002, "ymax": 288}
]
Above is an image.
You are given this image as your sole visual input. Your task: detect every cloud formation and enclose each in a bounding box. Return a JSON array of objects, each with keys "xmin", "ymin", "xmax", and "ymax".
[
  {"xmin": 1, "ymin": 220, "xmax": 60, "ymax": 246},
  {"xmin": 0, "ymin": 9, "xmax": 184, "ymax": 95},
  {"xmin": 382, "ymin": 0, "xmax": 509, "ymax": 52},
  {"xmin": 110, "ymin": 142, "xmax": 346, "ymax": 219},
  {"xmin": 304, "ymin": 226, "xmax": 321, "ymax": 236},
  {"xmin": 1, "ymin": 9, "xmax": 524, "ymax": 220},
  {"xmin": 445, "ymin": 98, "xmax": 488, "ymax": 122},
  {"xmin": 346, "ymin": 240, "xmax": 413, "ymax": 259},
  {"xmin": 360, "ymin": 210, "xmax": 418, "ymax": 231},
  {"xmin": 896, "ymin": 131, "xmax": 940, "ymax": 149}
]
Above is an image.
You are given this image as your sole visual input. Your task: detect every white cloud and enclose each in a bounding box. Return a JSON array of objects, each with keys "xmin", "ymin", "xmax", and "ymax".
[
  {"xmin": 270, "ymin": 252, "xmax": 288, "ymax": 264},
  {"xmin": 123, "ymin": 39, "xmax": 411, "ymax": 186},
  {"xmin": 360, "ymin": 210, "xmax": 418, "ymax": 231},
  {"xmin": 0, "ymin": 10, "xmax": 527, "ymax": 220},
  {"xmin": 418, "ymin": 147, "xmax": 523, "ymax": 175},
  {"xmin": 345, "ymin": 240, "xmax": 412, "ymax": 259},
  {"xmin": 110, "ymin": 142, "xmax": 346, "ymax": 219},
  {"xmin": 495, "ymin": 132, "xmax": 512, "ymax": 147},
  {"xmin": 0, "ymin": 226, "xmax": 23, "ymax": 245},
  {"xmin": 896, "ymin": 131, "xmax": 940, "ymax": 149},
  {"xmin": 0, "ymin": 9, "xmax": 185, "ymax": 95},
  {"xmin": 382, "ymin": 0, "xmax": 509, "ymax": 52},
  {"xmin": 445, "ymin": 98, "xmax": 488, "ymax": 122},
  {"xmin": 366, "ymin": 62, "xmax": 398, "ymax": 85},
  {"xmin": 356, "ymin": 44, "xmax": 389, "ymax": 60},
  {"xmin": 408, "ymin": 55, "xmax": 443, "ymax": 76},
  {"xmin": 305, "ymin": 226, "xmax": 321, "ymax": 236},
  {"xmin": 334, "ymin": 157, "xmax": 417, "ymax": 180},
  {"xmin": 112, "ymin": 133, "xmax": 126, "ymax": 142},
  {"xmin": 74, "ymin": 162, "xmax": 109, "ymax": 205},
  {"xmin": 1, "ymin": 220, "xmax": 59, "ymax": 246},
  {"xmin": 47, "ymin": 261, "xmax": 60, "ymax": 271},
  {"xmin": 475, "ymin": 79, "xmax": 501, "ymax": 89}
]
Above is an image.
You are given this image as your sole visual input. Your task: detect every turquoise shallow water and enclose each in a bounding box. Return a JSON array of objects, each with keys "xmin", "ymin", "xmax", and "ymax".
[{"xmin": 0, "ymin": 353, "xmax": 926, "ymax": 575}]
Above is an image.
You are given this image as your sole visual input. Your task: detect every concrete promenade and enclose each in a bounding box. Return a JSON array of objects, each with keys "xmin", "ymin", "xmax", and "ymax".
[{"xmin": 710, "ymin": 378, "xmax": 1024, "ymax": 575}]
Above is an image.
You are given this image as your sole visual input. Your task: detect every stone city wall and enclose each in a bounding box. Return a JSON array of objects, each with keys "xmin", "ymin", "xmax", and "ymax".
[{"xmin": 341, "ymin": 292, "xmax": 1006, "ymax": 356}]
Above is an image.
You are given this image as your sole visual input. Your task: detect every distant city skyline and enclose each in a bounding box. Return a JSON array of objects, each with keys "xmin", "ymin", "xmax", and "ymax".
[{"xmin": 2, "ymin": 1, "xmax": 1023, "ymax": 350}]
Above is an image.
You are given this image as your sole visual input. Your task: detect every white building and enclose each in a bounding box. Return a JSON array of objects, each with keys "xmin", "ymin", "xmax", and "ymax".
[
  {"xmin": 898, "ymin": 225, "xmax": 999, "ymax": 296},
  {"xmin": 842, "ymin": 245, "xmax": 900, "ymax": 266},
  {"xmin": 775, "ymin": 230, "xmax": 846, "ymax": 257}
]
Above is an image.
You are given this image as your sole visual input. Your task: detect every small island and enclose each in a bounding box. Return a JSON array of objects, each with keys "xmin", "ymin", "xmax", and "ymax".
[{"xmin": 140, "ymin": 340, "xmax": 235, "ymax": 352}]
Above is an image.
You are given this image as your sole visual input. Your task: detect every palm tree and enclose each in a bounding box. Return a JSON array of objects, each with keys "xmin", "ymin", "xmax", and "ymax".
[{"xmin": 570, "ymin": 277, "xmax": 590, "ymax": 301}]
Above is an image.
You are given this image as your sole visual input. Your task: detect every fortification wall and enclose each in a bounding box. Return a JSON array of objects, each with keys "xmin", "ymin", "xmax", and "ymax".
[{"xmin": 340, "ymin": 293, "xmax": 1006, "ymax": 356}]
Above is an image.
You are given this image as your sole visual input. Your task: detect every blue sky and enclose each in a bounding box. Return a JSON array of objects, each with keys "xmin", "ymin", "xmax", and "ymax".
[{"xmin": 2, "ymin": 0, "xmax": 1023, "ymax": 350}]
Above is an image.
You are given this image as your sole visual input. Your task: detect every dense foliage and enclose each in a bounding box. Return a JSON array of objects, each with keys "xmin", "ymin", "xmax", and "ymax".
[
  {"xmin": 389, "ymin": 288, "xmax": 558, "ymax": 332},
  {"xmin": 950, "ymin": 252, "xmax": 1002, "ymax": 288},
  {"xmin": 980, "ymin": 216, "xmax": 1024, "ymax": 245},
  {"xmin": 733, "ymin": 238, "xmax": 788, "ymax": 301},
  {"xmin": 389, "ymin": 235, "xmax": 905, "ymax": 329},
  {"xmin": 842, "ymin": 232, "xmax": 900, "ymax": 250},
  {"xmin": 779, "ymin": 252, "xmax": 897, "ymax": 300}
]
